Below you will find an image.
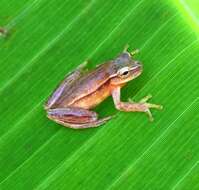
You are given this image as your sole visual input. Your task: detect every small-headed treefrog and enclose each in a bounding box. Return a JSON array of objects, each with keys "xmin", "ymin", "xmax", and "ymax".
[{"xmin": 44, "ymin": 47, "xmax": 162, "ymax": 129}]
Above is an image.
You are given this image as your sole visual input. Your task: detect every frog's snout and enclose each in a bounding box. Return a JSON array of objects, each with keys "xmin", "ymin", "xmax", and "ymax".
[
  {"xmin": 134, "ymin": 61, "xmax": 142, "ymax": 70},
  {"xmin": 135, "ymin": 61, "xmax": 142, "ymax": 67},
  {"xmin": 131, "ymin": 61, "xmax": 143, "ymax": 77}
]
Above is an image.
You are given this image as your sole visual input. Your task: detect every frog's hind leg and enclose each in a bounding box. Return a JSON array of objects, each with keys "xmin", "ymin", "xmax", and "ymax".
[
  {"xmin": 56, "ymin": 116, "xmax": 112, "ymax": 129},
  {"xmin": 47, "ymin": 107, "xmax": 112, "ymax": 129},
  {"xmin": 44, "ymin": 61, "xmax": 88, "ymax": 110}
]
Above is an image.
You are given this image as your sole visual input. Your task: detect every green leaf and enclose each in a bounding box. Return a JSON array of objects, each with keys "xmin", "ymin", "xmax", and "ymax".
[{"xmin": 0, "ymin": 0, "xmax": 199, "ymax": 189}]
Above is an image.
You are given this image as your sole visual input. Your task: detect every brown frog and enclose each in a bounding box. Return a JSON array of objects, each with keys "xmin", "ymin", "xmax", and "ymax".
[{"xmin": 44, "ymin": 47, "xmax": 162, "ymax": 129}]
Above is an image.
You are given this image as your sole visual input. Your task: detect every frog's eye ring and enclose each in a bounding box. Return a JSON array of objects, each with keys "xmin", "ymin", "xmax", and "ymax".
[{"xmin": 117, "ymin": 67, "xmax": 130, "ymax": 78}]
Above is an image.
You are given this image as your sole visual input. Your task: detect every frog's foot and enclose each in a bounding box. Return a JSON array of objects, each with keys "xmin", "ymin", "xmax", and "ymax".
[
  {"xmin": 112, "ymin": 88, "xmax": 162, "ymax": 122},
  {"xmin": 123, "ymin": 44, "xmax": 139, "ymax": 56},
  {"xmin": 47, "ymin": 107, "xmax": 112, "ymax": 129},
  {"xmin": 129, "ymin": 95, "xmax": 162, "ymax": 121}
]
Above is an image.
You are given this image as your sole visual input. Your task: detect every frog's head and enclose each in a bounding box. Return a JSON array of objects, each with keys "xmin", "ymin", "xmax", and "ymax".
[{"xmin": 110, "ymin": 48, "xmax": 143, "ymax": 86}]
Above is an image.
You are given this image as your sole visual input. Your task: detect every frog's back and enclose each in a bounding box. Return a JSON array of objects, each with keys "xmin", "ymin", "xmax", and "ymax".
[{"xmin": 49, "ymin": 63, "xmax": 113, "ymax": 109}]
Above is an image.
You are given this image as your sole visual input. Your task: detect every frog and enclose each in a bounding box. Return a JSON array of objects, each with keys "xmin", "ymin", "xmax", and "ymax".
[{"xmin": 44, "ymin": 46, "xmax": 162, "ymax": 129}]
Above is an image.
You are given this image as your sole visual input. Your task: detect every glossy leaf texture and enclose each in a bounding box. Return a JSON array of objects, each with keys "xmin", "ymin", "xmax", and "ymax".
[{"xmin": 0, "ymin": 0, "xmax": 199, "ymax": 189}]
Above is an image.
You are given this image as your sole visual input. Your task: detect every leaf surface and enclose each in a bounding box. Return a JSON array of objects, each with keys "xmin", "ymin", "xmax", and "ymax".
[{"xmin": 0, "ymin": 0, "xmax": 199, "ymax": 189}]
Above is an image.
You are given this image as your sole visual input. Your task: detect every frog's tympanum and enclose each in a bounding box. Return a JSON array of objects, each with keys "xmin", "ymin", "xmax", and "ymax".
[{"xmin": 45, "ymin": 47, "xmax": 162, "ymax": 129}]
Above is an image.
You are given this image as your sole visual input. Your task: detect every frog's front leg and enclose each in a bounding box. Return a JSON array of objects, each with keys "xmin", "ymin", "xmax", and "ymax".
[
  {"xmin": 111, "ymin": 87, "xmax": 162, "ymax": 121},
  {"xmin": 47, "ymin": 107, "xmax": 112, "ymax": 129}
]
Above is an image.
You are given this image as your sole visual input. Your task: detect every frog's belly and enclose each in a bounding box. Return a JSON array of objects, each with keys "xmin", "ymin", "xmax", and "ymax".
[{"xmin": 70, "ymin": 82, "xmax": 111, "ymax": 109}]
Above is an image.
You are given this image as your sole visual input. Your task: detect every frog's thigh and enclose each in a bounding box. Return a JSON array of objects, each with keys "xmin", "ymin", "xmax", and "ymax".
[
  {"xmin": 47, "ymin": 107, "xmax": 112, "ymax": 129},
  {"xmin": 47, "ymin": 107, "xmax": 98, "ymax": 124}
]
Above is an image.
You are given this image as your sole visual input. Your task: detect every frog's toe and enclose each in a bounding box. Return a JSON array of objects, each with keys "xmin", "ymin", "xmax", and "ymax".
[
  {"xmin": 145, "ymin": 109, "xmax": 154, "ymax": 122},
  {"xmin": 139, "ymin": 94, "xmax": 152, "ymax": 103},
  {"xmin": 139, "ymin": 95, "xmax": 163, "ymax": 111},
  {"xmin": 123, "ymin": 44, "xmax": 130, "ymax": 52},
  {"xmin": 128, "ymin": 98, "xmax": 134, "ymax": 103},
  {"xmin": 146, "ymin": 103, "xmax": 163, "ymax": 110},
  {"xmin": 96, "ymin": 115, "xmax": 113, "ymax": 124},
  {"xmin": 144, "ymin": 103, "xmax": 163, "ymax": 121}
]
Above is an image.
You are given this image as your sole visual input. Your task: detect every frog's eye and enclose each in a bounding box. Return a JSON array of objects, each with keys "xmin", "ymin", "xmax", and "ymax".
[{"xmin": 117, "ymin": 67, "xmax": 130, "ymax": 78}]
